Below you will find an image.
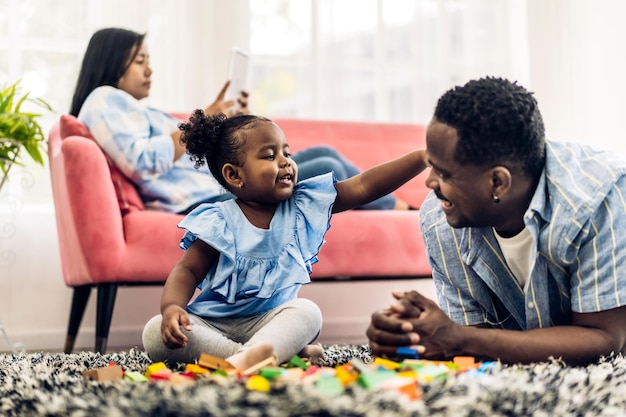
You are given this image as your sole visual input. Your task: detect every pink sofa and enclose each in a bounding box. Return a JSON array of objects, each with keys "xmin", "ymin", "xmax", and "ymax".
[
  {"xmin": 273, "ymin": 118, "xmax": 431, "ymax": 279},
  {"xmin": 49, "ymin": 115, "xmax": 432, "ymax": 353}
]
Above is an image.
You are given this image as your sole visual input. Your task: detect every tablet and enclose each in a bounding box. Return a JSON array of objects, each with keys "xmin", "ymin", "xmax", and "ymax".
[{"xmin": 227, "ymin": 47, "xmax": 249, "ymax": 104}]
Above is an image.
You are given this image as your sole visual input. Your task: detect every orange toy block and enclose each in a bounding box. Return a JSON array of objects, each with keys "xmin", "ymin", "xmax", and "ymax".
[
  {"xmin": 83, "ymin": 364, "xmax": 123, "ymax": 382},
  {"xmin": 198, "ymin": 353, "xmax": 234, "ymax": 371},
  {"xmin": 453, "ymin": 356, "xmax": 477, "ymax": 372},
  {"xmin": 185, "ymin": 363, "xmax": 210, "ymax": 378},
  {"xmin": 381, "ymin": 376, "xmax": 421, "ymax": 401}
]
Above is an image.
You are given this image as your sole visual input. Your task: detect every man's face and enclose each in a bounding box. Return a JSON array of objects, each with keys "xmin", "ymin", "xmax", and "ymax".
[{"xmin": 424, "ymin": 118, "xmax": 497, "ymax": 229}]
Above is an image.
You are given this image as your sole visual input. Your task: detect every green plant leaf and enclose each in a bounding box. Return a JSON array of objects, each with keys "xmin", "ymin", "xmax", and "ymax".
[{"xmin": 0, "ymin": 80, "xmax": 52, "ymax": 176}]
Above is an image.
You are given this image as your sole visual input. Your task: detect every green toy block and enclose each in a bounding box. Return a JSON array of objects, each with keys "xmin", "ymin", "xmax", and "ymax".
[
  {"xmin": 287, "ymin": 355, "xmax": 309, "ymax": 370},
  {"xmin": 315, "ymin": 375, "xmax": 345, "ymax": 395},
  {"xmin": 124, "ymin": 371, "xmax": 148, "ymax": 382}
]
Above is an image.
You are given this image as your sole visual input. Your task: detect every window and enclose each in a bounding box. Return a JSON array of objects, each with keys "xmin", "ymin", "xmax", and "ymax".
[{"xmin": 248, "ymin": 0, "xmax": 529, "ymax": 123}]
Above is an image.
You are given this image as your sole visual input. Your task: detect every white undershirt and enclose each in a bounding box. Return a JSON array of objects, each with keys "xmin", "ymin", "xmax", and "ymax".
[{"xmin": 493, "ymin": 227, "xmax": 533, "ymax": 292}]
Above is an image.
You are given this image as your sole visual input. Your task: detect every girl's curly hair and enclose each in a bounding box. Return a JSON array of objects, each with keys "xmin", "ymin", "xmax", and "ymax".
[
  {"xmin": 178, "ymin": 110, "xmax": 271, "ymax": 190},
  {"xmin": 434, "ymin": 76, "xmax": 546, "ymax": 179}
]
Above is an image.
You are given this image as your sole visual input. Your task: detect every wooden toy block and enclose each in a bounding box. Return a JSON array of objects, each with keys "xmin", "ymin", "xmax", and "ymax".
[
  {"xmin": 198, "ymin": 353, "xmax": 233, "ymax": 371},
  {"xmin": 453, "ymin": 356, "xmax": 477, "ymax": 372},
  {"xmin": 335, "ymin": 366, "xmax": 358, "ymax": 386},
  {"xmin": 397, "ymin": 347, "xmax": 420, "ymax": 360},
  {"xmin": 280, "ymin": 367, "xmax": 304, "ymax": 382},
  {"xmin": 373, "ymin": 357, "xmax": 401, "ymax": 370},
  {"xmin": 287, "ymin": 355, "xmax": 309, "ymax": 370},
  {"xmin": 245, "ymin": 375, "xmax": 271, "ymax": 392},
  {"xmin": 259, "ymin": 366, "xmax": 285, "ymax": 380},
  {"xmin": 414, "ymin": 364, "xmax": 449, "ymax": 383},
  {"xmin": 145, "ymin": 362, "xmax": 170, "ymax": 378},
  {"xmin": 168, "ymin": 373, "xmax": 194, "ymax": 384},
  {"xmin": 358, "ymin": 369, "xmax": 396, "ymax": 390},
  {"xmin": 82, "ymin": 364, "xmax": 123, "ymax": 382},
  {"xmin": 242, "ymin": 355, "xmax": 278, "ymax": 376},
  {"xmin": 348, "ymin": 358, "xmax": 371, "ymax": 374},
  {"xmin": 149, "ymin": 370, "xmax": 174, "ymax": 381},
  {"xmin": 124, "ymin": 371, "xmax": 148, "ymax": 382},
  {"xmin": 185, "ymin": 363, "xmax": 210, "ymax": 378},
  {"xmin": 380, "ymin": 376, "xmax": 420, "ymax": 401},
  {"xmin": 315, "ymin": 375, "xmax": 345, "ymax": 395}
]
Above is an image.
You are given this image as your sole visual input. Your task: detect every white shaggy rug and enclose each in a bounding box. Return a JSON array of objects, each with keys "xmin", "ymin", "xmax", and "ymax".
[{"xmin": 1, "ymin": 345, "xmax": 625, "ymax": 416}]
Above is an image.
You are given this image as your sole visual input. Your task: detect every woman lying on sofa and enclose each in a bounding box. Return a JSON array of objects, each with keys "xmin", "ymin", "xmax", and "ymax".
[{"xmin": 69, "ymin": 27, "xmax": 413, "ymax": 214}]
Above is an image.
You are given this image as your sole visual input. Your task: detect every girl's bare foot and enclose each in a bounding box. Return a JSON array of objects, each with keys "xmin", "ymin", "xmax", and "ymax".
[
  {"xmin": 226, "ymin": 342, "xmax": 276, "ymax": 370},
  {"xmin": 298, "ymin": 343, "xmax": 326, "ymax": 362}
]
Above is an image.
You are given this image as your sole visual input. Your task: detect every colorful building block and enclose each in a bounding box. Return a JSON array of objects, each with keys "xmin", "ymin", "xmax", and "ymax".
[
  {"xmin": 242, "ymin": 355, "xmax": 278, "ymax": 376},
  {"xmin": 124, "ymin": 371, "xmax": 148, "ymax": 382},
  {"xmin": 144, "ymin": 362, "xmax": 170, "ymax": 378},
  {"xmin": 246, "ymin": 375, "xmax": 271, "ymax": 392},
  {"xmin": 198, "ymin": 353, "xmax": 233, "ymax": 371},
  {"xmin": 82, "ymin": 364, "xmax": 123, "ymax": 382},
  {"xmin": 453, "ymin": 356, "xmax": 477, "ymax": 372},
  {"xmin": 185, "ymin": 363, "xmax": 210, "ymax": 378},
  {"xmin": 397, "ymin": 347, "xmax": 420, "ymax": 360}
]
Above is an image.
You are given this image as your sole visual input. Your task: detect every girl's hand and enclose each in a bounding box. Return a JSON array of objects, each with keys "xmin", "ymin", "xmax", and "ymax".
[{"xmin": 161, "ymin": 304, "xmax": 192, "ymax": 349}]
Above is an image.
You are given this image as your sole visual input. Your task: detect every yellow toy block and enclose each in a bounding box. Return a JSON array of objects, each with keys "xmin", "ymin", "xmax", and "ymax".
[
  {"xmin": 335, "ymin": 366, "xmax": 358, "ymax": 386},
  {"xmin": 246, "ymin": 375, "xmax": 271, "ymax": 392},
  {"xmin": 373, "ymin": 357, "xmax": 401, "ymax": 370},
  {"xmin": 144, "ymin": 362, "xmax": 170, "ymax": 379}
]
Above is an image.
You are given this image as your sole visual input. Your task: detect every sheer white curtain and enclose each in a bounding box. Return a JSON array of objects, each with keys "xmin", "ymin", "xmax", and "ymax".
[
  {"xmin": 526, "ymin": 0, "xmax": 626, "ymax": 155},
  {"xmin": 248, "ymin": 0, "xmax": 529, "ymax": 123}
]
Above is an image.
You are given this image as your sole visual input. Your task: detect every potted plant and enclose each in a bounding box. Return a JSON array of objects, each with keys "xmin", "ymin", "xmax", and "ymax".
[{"xmin": 0, "ymin": 80, "xmax": 52, "ymax": 189}]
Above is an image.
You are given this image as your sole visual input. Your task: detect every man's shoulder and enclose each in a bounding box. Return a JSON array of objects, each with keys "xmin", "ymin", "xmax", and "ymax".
[
  {"xmin": 545, "ymin": 139, "xmax": 626, "ymax": 205},
  {"xmin": 418, "ymin": 192, "xmax": 450, "ymax": 235}
]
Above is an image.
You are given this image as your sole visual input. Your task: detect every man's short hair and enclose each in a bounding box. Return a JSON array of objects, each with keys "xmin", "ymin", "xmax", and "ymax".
[{"xmin": 434, "ymin": 76, "xmax": 546, "ymax": 178}]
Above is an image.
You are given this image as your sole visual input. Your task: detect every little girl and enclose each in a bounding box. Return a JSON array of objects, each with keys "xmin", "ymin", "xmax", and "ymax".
[{"xmin": 142, "ymin": 110, "xmax": 428, "ymax": 369}]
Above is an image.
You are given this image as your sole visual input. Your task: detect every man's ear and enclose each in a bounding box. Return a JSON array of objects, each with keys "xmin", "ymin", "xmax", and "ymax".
[
  {"xmin": 490, "ymin": 166, "xmax": 512, "ymax": 196},
  {"xmin": 222, "ymin": 163, "xmax": 243, "ymax": 189}
]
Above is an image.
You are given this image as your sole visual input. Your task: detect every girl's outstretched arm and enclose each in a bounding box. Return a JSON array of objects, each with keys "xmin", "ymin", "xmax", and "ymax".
[
  {"xmin": 332, "ymin": 149, "xmax": 428, "ymax": 213},
  {"xmin": 160, "ymin": 239, "xmax": 218, "ymax": 349}
]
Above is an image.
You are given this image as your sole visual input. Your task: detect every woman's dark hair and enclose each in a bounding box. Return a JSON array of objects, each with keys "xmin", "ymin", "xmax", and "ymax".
[
  {"xmin": 434, "ymin": 76, "xmax": 546, "ymax": 179},
  {"xmin": 69, "ymin": 28, "xmax": 145, "ymax": 116},
  {"xmin": 179, "ymin": 110, "xmax": 272, "ymax": 190}
]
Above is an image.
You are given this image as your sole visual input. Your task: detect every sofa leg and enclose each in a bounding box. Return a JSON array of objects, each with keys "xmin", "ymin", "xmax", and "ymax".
[
  {"xmin": 64, "ymin": 285, "xmax": 92, "ymax": 354},
  {"xmin": 95, "ymin": 283, "xmax": 118, "ymax": 354}
]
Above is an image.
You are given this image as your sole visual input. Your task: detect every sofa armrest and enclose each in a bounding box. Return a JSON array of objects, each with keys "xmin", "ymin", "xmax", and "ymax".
[{"xmin": 54, "ymin": 135, "xmax": 127, "ymax": 284}]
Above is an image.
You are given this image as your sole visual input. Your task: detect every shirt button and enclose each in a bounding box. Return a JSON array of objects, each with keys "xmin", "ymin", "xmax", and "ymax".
[{"xmin": 527, "ymin": 302, "xmax": 534, "ymax": 309}]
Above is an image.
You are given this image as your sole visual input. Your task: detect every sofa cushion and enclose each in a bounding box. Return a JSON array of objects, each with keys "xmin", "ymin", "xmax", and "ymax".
[{"xmin": 59, "ymin": 115, "xmax": 144, "ymax": 215}]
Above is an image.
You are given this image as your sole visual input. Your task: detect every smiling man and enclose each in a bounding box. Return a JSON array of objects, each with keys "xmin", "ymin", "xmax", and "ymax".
[{"xmin": 367, "ymin": 76, "xmax": 626, "ymax": 365}]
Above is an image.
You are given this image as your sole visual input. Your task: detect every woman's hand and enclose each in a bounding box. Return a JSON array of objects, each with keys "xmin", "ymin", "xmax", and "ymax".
[{"xmin": 204, "ymin": 80, "xmax": 250, "ymax": 117}]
